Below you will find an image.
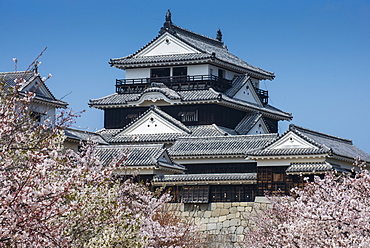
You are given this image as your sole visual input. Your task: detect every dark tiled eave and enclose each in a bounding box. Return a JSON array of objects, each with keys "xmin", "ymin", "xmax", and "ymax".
[
  {"xmin": 286, "ymin": 162, "xmax": 348, "ymax": 175},
  {"xmin": 152, "ymin": 173, "xmax": 257, "ymax": 186}
]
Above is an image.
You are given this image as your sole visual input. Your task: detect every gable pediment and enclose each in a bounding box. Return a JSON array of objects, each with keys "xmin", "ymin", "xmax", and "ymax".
[
  {"xmin": 137, "ymin": 33, "xmax": 200, "ymax": 57},
  {"xmin": 247, "ymin": 118, "xmax": 269, "ymax": 135},
  {"xmin": 23, "ymin": 77, "xmax": 54, "ymax": 100},
  {"xmin": 233, "ymin": 80, "xmax": 262, "ymax": 106},
  {"xmin": 158, "ymin": 151, "xmax": 173, "ymax": 164},
  {"xmin": 269, "ymin": 132, "xmax": 318, "ymax": 150},
  {"xmin": 119, "ymin": 111, "xmax": 186, "ymax": 135}
]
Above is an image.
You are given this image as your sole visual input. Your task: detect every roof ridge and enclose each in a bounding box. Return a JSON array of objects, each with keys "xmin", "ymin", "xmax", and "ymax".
[
  {"xmin": 290, "ymin": 124, "xmax": 353, "ymax": 144},
  {"xmin": 176, "ymin": 133, "xmax": 277, "ymax": 140},
  {"xmin": 0, "ymin": 71, "xmax": 31, "ymax": 74},
  {"xmin": 97, "ymin": 143, "xmax": 164, "ymax": 148},
  {"xmin": 172, "ymin": 24, "xmax": 225, "ymax": 47}
]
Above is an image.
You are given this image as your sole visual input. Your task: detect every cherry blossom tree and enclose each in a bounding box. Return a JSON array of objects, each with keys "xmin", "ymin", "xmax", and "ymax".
[
  {"xmin": 244, "ymin": 161, "xmax": 370, "ymax": 248},
  {"xmin": 0, "ymin": 66, "xmax": 201, "ymax": 247}
]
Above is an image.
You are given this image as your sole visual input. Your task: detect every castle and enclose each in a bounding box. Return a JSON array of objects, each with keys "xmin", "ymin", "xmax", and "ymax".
[{"xmin": 87, "ymin": 10, "xmax": 370, "ymax": 203}]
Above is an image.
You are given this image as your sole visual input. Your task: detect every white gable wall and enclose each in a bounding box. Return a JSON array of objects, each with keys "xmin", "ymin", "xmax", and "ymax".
[
  {"xmin": 123, "ymin": 112, "xmax": 184, "ymax": 135},
  {"xmin": 234, "ymin": 82, "xmax": 259, "ymax": 104},
  {"xmin": 247, "ymin": 119, "xmax": 268, "ymax": 135},
  {"xmin": 139, "ymin": 33, "xmax": 200, "ymax": 56},
  {"xmin": 270, "ymin": 132, "xmax": 317, "ymax": 150}
]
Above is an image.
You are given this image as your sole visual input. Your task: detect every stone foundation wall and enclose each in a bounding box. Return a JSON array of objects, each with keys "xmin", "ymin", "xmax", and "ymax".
[{"xmin": 168, "ymin": 197, "xmax": 269, "ymax": 247}]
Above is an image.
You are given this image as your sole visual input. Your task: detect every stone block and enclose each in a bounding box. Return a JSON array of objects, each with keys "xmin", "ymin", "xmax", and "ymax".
[
  {"xmin": 201, "ymin": 217, "xmax": 209, "ymax": 224},
  {"xmin": 207, "ymin": 223, "xmax": 217, "ymax": 230},
  {"xmin": 210, "ymin": 203, "xmax": 218, "ymax": 210},
  {"xmin": 237, "ymin": 235, "xmax": 244, "ymax": 242},
  {"xmin": 228, "ymin": 226, "xmax": 236, "ymax": 234},
  {"xmin": 236, "ymin": 226, "xmax": 244, "ymax": 235},
  {"xmin": 229, "ymin": 218, "xmax": 240, "ymax": 226},
  {"xmin": 229, "ymin": 206, "xmax": 237, "ymax": 214},
  {"xmin": 219, "ymin": 208, "xmax": 229, "ymax": 216},
  {"xmin": 237, "ymin": 206, "xmax": 244, "ymax": 212},
  {"xmin": 199, "ymin": 224, "xmax": 207, "ymax": 232},
  {"xmin": 236, "ymin": 212, "xmax": 240, "ymax": 218},
  {"xmin": 232, "ymin": 202, "xmax": 240, "ymax": 207},
  {"xmin": 239, "ymin": 202, "xmax": 249, "ymax": 207},
  {"xmin": 216, "ymin": 222, "xmax": 223, "ymax": 230},
  {"xmin": 245, "ymin": 207, "xmax": 252, "ymax": 212},
  {"xmin": 203, "ymin": 211, "xmax": 211, "ymax": 218},
  {"xmin": 219, "ymin": 215, "xmax": 227, "ymax": 222},
  {"xmin": 222, "ymin": 220, "xmax": 230, "ymax": 228},
  {"xmin": 209, "ymin": 217, "xmax": 218, "ymax": 223},
  {"xmin": 223, "ymin": 202, "xmax": 232, "ymax": 208},
  {"xmin": 211, "ymin": 208, "xmax": 220, "ymax": 217},
  {"xmin": 226, "ymin": 213, "xmax": 236, "ymax": 220}
]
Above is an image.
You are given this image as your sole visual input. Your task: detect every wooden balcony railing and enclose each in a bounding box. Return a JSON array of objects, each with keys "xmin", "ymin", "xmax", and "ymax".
[
  {"xmin": 115, "ymin": 75, "xmax": 232, "ymax": 94},
  {"xmin": 254, "ymin": 87, "xmax": 268, "ymax": 105}
]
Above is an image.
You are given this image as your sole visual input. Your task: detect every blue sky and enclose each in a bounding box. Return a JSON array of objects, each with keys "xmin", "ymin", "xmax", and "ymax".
[{"xmin": 1, "ymin": 0, "xmax": 369, "ymax": 154}]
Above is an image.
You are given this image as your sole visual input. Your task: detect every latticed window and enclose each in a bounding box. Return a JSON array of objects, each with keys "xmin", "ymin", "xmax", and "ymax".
[
  {"xmin": 181, "ymin": 186, "xmax": 209, "ymax": 203},
  {"xmin": 178, "ymin": 110, "xmax": 198, "ymax": 122},
  {"xmin": 210, "ymin": 185, "xmax": 255, "ymax": 202},
  {"xmin": 257, "ymin": 166, "xmax": 289, "ymax": 196}
]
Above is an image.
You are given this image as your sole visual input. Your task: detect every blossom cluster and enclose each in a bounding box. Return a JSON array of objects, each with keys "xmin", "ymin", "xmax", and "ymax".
[
  {"xmin": 0, "ymin": 71, "xmax": 201, "ymax": 247},
  {"xmin": 244, "ymin": 161, "xmax": 370, "ymax": 247}
]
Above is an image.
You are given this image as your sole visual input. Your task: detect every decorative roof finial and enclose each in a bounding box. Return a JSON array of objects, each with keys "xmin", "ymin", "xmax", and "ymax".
[
  {"xmin": 32, "ymin": 61, "xmax": 40, "ymax": 73},
  {"xmin": 165, "ymin": 9, "xmax": 172, "ymax": 23},
  {"xmin": 216, "ymin": 29, "xmax": 222, "ymax": 41},
  {"xmin": 160, "ymin": 9, "xmax": 175, "ymax": 35}
]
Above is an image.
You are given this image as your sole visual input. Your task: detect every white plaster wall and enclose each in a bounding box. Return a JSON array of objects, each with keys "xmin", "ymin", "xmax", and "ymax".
[
  {"xmin": 125, "ymin": 114, "xmax": 183, "ymax": 134},
  {"xmin": 233, "ymin": 84, "xmax": 258, "ymax": 104},
  {"xmin": 141, "ymin": 34, "xmax": 199, "ymax": 56},
  {"xmin": 188, "ymin": 64, "xmax": 209, "ymax": 76},
  {"xmin": 30, "ymin": 102, "xmax": 56, "ymax": 123},
  {"xmin": 248, "ymin": 120, "xmax": 265, "ymax": 135},
  {"xmin": 126, "ymin": 68, "xmax": 151, "ymax": 79}
]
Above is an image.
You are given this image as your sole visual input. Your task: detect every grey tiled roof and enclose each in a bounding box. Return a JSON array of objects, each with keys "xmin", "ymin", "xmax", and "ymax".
[
  {"xmin": 169, "ymin": 134, "xmax": 277, "ymax": 157},
  {"xmin": 249, "ymin": 147, "xmax": 329, "ymax": 156},
  {"xmin": 89, "ymin": 86, "xmax": 292, "ymax": 120},
  {"xmin": 235, "ymin": 113, "xmax": 262, "ymax": 135},
  {"xmin": 104, "ymin": 133, "xmax": 184, "ymax": 144},
  {"xmin": 141, "ymin": 83, "xmax": 181, "ymax": 99},
  {"xmin": 286, "ymin": 162, "xmax": 348, "ymax": 175},
  {"xmin": 110, "ymin": 53, "xmax": 213, "ymax": 66},
  {"xmin": 225, "ymin": 74, "xmax": 249, "ymax": 97},
  {"xmin": 95, "ymin": 144, "xmax": 184, "ymax": 171},
  {"xmin": 172, "ymin": 25, "xmax": 274, "ymax": 78},
  {"xmin": 110, "ymin": 22, "xmax": 274, "ymax": 79},
  {"xmin": 248, "ymin": 124, "xmax": 370, "ymax": 162},
  {"xmin": 188, "ymin": 124, "xmax": 235, "ymax": 136},
  {"xmin": 153, "ymin": 173, "xmax": 257, "ymax": 183},
  {"xmin": 290, "ymin": 125, "xmax": 370, "ymax": 162},
  {"xmin": 97, "ymin": 124, "xmax": 238, "ymax": 144},
  {"xmin": 0, "ymin": 71, "xmax": 68, "ymax": 108},
  {"xmin": 64, "ymin": 128, "xmax": 108, "ymax": 145},
  {"xmin": 0, "ymin": 71, "xmax": 35, "ymax": 89}
]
